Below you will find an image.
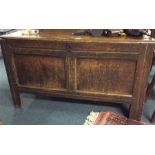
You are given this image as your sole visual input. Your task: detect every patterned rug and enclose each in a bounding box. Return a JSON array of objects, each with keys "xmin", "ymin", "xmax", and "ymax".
[{"xmin": 84, "ymin": 111, "xmax": 145, "ymax": 125}]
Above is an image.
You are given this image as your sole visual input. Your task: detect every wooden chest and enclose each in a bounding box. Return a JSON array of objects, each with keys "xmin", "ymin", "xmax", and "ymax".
[{"xmin": 1, "ymin": 29, "xmax": 155, "ymax": 120}]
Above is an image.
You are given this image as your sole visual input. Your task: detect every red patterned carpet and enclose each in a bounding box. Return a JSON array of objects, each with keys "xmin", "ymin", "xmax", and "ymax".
[{"xmin": 84, "ymin": 111, "xmax": 146, "ymax": 125}]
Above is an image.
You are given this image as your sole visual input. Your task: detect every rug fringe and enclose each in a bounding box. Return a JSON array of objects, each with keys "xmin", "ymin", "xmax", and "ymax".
[{"xmin": 84, "ymin": 111, "xmax": 99, "ymax": 125}]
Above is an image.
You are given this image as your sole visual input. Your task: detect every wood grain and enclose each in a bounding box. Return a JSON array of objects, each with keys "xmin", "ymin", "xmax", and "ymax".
[
  {"xmin": 1, "ymin": 29, "xmax": 155, "ymax": 120},
  {"xmin": 76, "ymin": 58, "xmax": 136, "ymax": 95}
]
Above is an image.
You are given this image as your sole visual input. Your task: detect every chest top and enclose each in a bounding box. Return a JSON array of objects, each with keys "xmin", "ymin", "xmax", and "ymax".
[{"xmin": 1, "ymin": 29, "xmax": 155, "ymax": 44}]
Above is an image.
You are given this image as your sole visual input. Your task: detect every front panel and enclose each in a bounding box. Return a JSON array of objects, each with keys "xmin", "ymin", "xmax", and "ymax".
[
  {"xmin": 14, "ymin": 54, "xmax": 67, "ymax": 90},
  {"xmin": 75, "ymin": 57, "xmax": 136, "ymax": 96},
  {"xmin": 6, "ymin": 40, "xmax": 146, "ymax": 104},
  {"xmin": 69, "ymin": 43, "xmax": 142, "ymax": 100}
]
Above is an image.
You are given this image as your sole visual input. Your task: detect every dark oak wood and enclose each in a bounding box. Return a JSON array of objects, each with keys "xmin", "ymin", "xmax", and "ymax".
[{"xmin": 1, "ymin": 29, "xmax": 155, "ymax": 120}]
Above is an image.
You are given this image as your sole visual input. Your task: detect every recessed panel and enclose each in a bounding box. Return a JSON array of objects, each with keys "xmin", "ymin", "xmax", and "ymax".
[
  {"xmin": 76, "ymin": 58, "xmax": 136, "ymax": 95},
  {"xmin": 14, "ymin": 55, "xmax": 41, "ymax": 87},
  {"xmin": 14, "ymin": 55, "xmax": 66, "ymax": 89}
]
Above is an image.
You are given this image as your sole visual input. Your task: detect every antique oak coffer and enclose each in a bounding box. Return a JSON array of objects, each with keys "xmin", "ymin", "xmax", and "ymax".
[{"xmin": 1, "ymin": 29, "xmax": 155, "ymax": 120}]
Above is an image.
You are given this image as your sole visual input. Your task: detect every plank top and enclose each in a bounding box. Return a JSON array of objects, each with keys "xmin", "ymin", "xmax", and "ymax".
[{"xmin": 1, "ymin": 29, "xmax": 155, "ymax": 43}]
